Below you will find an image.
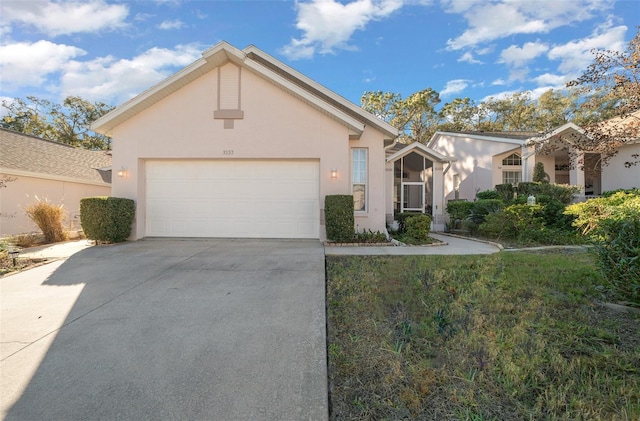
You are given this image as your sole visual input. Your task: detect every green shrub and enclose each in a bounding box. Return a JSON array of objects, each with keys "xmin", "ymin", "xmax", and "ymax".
[
  {"xmin": 533, "ymin": 183, "xmax": 582, "ymax": 205},
  {"xmin": 476, "ymin": 189, "xmax": 501, "ymax": 200},
  {"xmin": 446, "ymin": 200, "xmax": 474, "ymax": 224},
  {"xmin": 395, "ymin": 212, "xmax": 422, "ymax": 233},
  {"xmin": 566, "ymin": 192, "xmax": 640, "ymax": 304},
  {"xmin": 564, "ymin": 192, "xmax": 637, "ymax": 236},
  {"xmin": 495, "ymin": 183, "xmax": 515, "ymax": 202},
  {"xmin": 404, "ymin": 214, "xmax": 432, "ymax": 241},
  {"xmin": 536, "ymin": 194, "xmax": 575, "ymax": 230},
  {"xmin": 325, "ymin": 195, "xmax": 354, "ymax": 242},
  {"xmin": 601, "ymin": 188, "xmax": 640, "ymax": 198},
  {"xmin": 595, "ymin": 215, "xmax": 640, "ymax": 304},
  {"xmin": 468, "ymin": 199, "xmax": 503, "ymax": 224},
  {"xmin": 516, "ymin": 182, "xmax": 538, "ymax": 197},
  {"xmin": 80, "ymin": 197, "xmax": 135, "ymax": 243},
  {"xmin": 25, "ymin": 197, "xmax": 68, "ymax": 243},
  {"xmin": 354, "ymin": 229, "xmax": 387, "ymax": 243}
]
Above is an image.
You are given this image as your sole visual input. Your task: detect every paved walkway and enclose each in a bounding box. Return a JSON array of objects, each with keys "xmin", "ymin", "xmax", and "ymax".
[{"xmin": 324, "ymin": 233, "xmax": 502, "ymax": 255}]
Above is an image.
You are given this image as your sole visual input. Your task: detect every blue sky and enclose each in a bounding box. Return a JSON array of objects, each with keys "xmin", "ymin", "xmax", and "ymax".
[{"xmin": 1, "ymin": 0, "xmax": 638, "ymax": 111}]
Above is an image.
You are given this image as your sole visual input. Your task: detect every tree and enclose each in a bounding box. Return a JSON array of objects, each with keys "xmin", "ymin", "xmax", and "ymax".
[
  {"xmin": 482, "ymin": 91, "xmax": 536, "ymax": 131},
  {"xmin": 438, "ymin": 97, "xmax": 479, "ymax": 132},
  {"xmin": 533, "ymin": 162, "xmax": 550, "ymax": 183},
  {"xmin": 534, "ymin": 89, "xmax": 575, "ymax": 131},
  {"xmin": 564, "ymin": 26, "xmax": 640, "ymax": 166},
  {"xmin": 361, "ymin": 88, "xmax": 440, "ymax": 144},
  {"xmin": 1, "ymin": 96, "xmax": 114, "ymax": 150}
]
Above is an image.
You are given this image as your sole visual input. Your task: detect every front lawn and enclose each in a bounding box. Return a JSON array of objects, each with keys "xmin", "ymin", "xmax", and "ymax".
[{"xmin": 326, "ymin": 251, "xmax": 640, "ymax": 420}]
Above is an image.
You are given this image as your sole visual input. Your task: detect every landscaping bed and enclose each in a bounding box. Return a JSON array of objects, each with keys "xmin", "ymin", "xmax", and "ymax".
[{"xmin": 326, "ymin": 251, "xmax": 639, "ymax": 420}]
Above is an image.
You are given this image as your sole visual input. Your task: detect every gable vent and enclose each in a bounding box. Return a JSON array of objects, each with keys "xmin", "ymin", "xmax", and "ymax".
[{"xmin": 214, "ymin": 62, "xmax": 244, "ymax": 128}]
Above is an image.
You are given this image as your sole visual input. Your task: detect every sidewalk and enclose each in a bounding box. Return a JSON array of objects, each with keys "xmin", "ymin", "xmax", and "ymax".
[
  {"xmin": 16, "ymin": 239, "xmax": 93, "ymax": 260},
  {"xmin": 324, "ymin": 233, "xmax": 502, "ymax": 255}
]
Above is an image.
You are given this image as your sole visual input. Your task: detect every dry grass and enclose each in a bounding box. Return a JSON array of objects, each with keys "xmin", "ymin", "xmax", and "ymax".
[
  {"xmin": 326, "ymin": 251, "xmax": 640, "ymax": 420},
  {"xmin": 24, "ymin": 198, "xmax": 67, "ymax": 243}
]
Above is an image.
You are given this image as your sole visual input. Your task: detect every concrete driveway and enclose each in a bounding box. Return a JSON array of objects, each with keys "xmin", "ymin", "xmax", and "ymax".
[{"xmin": 1, "ymin": 239, "xmax": 327, "ymax": 420}]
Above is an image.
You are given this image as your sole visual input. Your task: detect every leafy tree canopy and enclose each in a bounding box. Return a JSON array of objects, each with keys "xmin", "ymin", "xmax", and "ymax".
[{"xmin": 1, "ymin": 96, "xmax": 114, "ymax": 150}]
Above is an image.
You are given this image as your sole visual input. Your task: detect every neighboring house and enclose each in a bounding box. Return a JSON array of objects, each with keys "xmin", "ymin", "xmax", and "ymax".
[
  {"xmin": 0, "ymin": 128, "xmax": 112, "ymax": 237},
  {"xmin": 428, "ymin": 118, "xmax": 640, "ymax": 203},
  {"xmin": 91, "ymin": 41, "xmax": 420, "ymax": 241}
]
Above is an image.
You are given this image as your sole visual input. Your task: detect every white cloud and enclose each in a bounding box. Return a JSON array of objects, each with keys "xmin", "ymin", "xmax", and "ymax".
[
  {"xmin": 60, "ymin": 44, "xmax": 202, "ymax": 104},
  {"xmin": 547, "ymin": 23, "xmax": 627, "ymax": 74},
  {"xmin": 441, "ymin": 79, "xmax": 471, "ymax": 97},
  {"xmin": 0, "ymin": 0, "xmax": 128, "ymax": 37},
  {"xmin": 280, "ymin": 0, "xmax": 404, "ymax": 60},
  {"xmin": 158, "ymin": 19, "xmax": 185, "ymax": 30},
  {"xmin": 0, "ymin": 40, "xmax": 86, "ymax": 89},
  {"xmin": 499, "ymin": 41, "xmax": 548, "ymax": 68},
  {"xmin": 445, "ymin": 0, "xmax": 612, "ymax": 50},
  {"xmin": 533, "ymin": 73, "xmax": 569, "ymax": 87},
  {"xmin": 457, "ymin": 51, "xmax": 482, "ymax": 64}
]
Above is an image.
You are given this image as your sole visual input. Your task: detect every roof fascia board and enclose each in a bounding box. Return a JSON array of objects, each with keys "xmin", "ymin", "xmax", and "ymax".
[
  {"xmin": 241, "ymin": 58, "xmax": 365, "ymax": 136},
  {"xmin": 429, "ymin": 131, "xmax": 527, "ymax": 147},
  {"xmin": 386, "ymin": 142, "xmax": 454, "ymax": 163},
  {"xmin": 0, "ymin": 168, "xmax": 111, "ymax": 187},
  {"xmin": 243, "ymin": 45, "xmax": 398, "ymax": 139}
]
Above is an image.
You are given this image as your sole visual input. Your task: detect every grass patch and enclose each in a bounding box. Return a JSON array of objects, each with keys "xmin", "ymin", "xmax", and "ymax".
[{"xmin": 326, "ymin": 251, "xmax": 640, "ymax": 420}]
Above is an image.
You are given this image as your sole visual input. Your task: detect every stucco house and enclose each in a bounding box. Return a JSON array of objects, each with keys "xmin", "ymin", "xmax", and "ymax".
[
  {"xmin": 0, "ymin": 128, "xmax": 112, "ymax": 237},
  {"xmin": 428, "ymin": 119, "xmax": 640, "ymax": 203},
  {"xmin": 91, "ymin": 41, "xmax": 458, "ymax": 240}
]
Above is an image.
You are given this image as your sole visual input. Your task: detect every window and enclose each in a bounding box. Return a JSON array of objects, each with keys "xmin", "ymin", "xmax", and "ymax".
[
  {"xmin": 352, "ymin": 148, "xmax": 367, "ymax": 212},
  {"xmin": 502, "ymin": 153, "xmax": 522, "ymax": 166},
  {"xmin": 503, "ymin": 170, "xmax": 521, "ymax": 185}
]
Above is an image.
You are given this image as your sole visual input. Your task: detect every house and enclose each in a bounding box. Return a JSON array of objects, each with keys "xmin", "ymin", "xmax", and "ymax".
[
  {"xmin": 91, "ymin": 41, "xmax": 457, "ymax": 240},
  {"xmin": 0, "ymin": 128, "xmax": 112, "ymax": 237},
  {"xmin": 428, "ymin": 117, "xmax": 640, "ymax": 203}
]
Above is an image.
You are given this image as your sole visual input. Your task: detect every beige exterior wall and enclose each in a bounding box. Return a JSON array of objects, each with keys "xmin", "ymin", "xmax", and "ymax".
[
  {"xmin": 110, "ymin": 63, "xmax": 387, "ymax": 240},
  {"xmin": 602, "ymin": 142, "xmax": 640, "ymax": 192},
  {"xmin": 430, "ymin": 134, "xmax": 523, "ymax": 202},
  {"xmin": 0, "ymin": 173, "xmax": 110, "ymax": 237}
]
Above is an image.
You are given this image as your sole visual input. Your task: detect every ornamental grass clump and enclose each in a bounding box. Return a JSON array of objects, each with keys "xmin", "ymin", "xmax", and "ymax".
[{"xmin": 24, "ymin": 197, "xmax": 67, "ymax": 243}]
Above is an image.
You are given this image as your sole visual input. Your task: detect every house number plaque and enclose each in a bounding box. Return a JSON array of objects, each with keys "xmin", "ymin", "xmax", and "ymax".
[{"xmin": 223, "ymin": 149, "xmax": 234, "ymax": 155}]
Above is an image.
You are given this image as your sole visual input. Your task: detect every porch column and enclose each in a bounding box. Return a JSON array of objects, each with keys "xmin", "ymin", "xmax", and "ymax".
[
  {"xmin": 570, "ymin": 151, "xmax": 586, "ymax": 197},
  {"xmin": 431, "ymin": 161, "xmax": 446, "ymax": 231}
]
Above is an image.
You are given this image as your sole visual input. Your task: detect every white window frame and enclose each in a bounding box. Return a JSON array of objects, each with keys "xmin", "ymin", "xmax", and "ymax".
[
  {"xmin": 352, "ymin": 148, "xmax": 368, "ymax": 213},
  {"xmin": 502, "ymin": 170, "xmax": 521, "ymax": 185}
]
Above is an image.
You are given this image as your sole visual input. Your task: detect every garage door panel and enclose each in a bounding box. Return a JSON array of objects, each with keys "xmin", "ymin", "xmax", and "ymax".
[{"xmin": 146, "ymin": 160, "xmax": 319, "ymax": 238}]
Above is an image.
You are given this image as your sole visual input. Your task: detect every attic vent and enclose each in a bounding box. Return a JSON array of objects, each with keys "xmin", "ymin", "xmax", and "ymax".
[{"xmin": 214, "ymin": 62, "xmax": 244, "ymax": 128}]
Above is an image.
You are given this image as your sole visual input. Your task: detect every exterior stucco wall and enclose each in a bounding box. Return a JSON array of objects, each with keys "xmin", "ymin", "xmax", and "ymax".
[
  {"xmin": 0, "ymin": 173, "xmax": 110, "ymax": 237},
  {"xmin": 602, "ymin": 142, "xmax": 640, "ymax": 192},
  {"xmin": 532, "ymin": 154, "xmax": 556, "ymax": 183},
  {"xmin": 430, "ymin": 134, "xmax": 523, "ymax": 202},
  {"xmin": 110, "ymin": 64, "xmax": 387, "ymax": 240}
]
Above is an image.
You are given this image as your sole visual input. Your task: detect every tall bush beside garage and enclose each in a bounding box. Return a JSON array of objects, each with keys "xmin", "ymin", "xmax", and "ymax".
[
  {"xmin": 325, "ymin": 195, "xmax": 354, "ymax": 242},
  {"xmin": 80, "ymin": 197, "xmax": 135, "ymax": 243}
]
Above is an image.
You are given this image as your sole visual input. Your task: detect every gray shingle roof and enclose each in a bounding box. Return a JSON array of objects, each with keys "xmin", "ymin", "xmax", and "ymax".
[{"xmin": 0, "ymin": 128, "xmax": 112, "ymax": 184}]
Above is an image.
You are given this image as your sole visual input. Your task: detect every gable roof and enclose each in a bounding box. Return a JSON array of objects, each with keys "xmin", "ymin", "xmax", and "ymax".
[
  {"xmin": 386, "ymin": 141, "xmax": 454, "ymax": 163},
  {"xmin": 91, "ymin": 41, "xmax": 399, "ymax": 141},
  {"xmin": 0, "ymin": 128, "xmax": 112, "ymax": 185},
  {"xmin": 427, "ymin": 131, "xmax": 537, "ymax": 148}
]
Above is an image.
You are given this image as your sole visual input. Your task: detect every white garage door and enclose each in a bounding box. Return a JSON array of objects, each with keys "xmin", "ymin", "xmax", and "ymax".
[{"xmin": 145, "ymin": 160, "xmax": 319, "ymax": 238}]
